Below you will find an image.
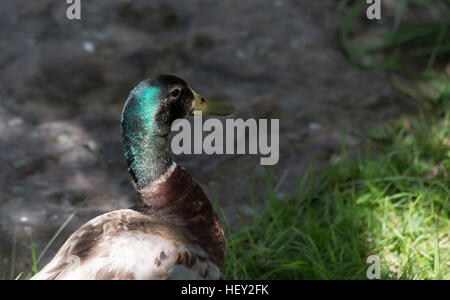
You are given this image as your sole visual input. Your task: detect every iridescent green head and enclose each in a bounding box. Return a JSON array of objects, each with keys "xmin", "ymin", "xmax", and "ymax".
[
  {"xmin": 121, "ymin": 75, "xmax": 235, "ymax": 189},
  {"xmin": 122, "ymin": 75, "xmax": 195, "ymax": 137}
]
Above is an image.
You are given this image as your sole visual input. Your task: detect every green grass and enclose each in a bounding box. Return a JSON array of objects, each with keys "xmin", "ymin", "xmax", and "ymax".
[
  {"xmin": 222, "ymin": 110, "xmax": 449, "ymax": 280},
  {"xmin": 222, "ymin": 0, "xmax": 450, "ymax": 280},
  {"xmin": 340, "ymin": 0, "xmax": 450, "ymax": 75}
]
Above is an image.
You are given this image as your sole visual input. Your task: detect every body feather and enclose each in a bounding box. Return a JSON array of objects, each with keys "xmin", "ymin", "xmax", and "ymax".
[{"xmin": 31, "ymin": 209, "xmax": 220, "ymax": 280}]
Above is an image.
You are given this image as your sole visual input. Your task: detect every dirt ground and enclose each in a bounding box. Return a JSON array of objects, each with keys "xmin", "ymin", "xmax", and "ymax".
[{"xmin": 0, "ymin": 0, "xmax": 420, "ymax": 277}]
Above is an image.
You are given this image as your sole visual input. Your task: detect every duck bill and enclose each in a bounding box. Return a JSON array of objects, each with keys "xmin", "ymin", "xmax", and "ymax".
[{"xmin": 190, "ymin": 89, "xmax": 235, "ymax": 116}]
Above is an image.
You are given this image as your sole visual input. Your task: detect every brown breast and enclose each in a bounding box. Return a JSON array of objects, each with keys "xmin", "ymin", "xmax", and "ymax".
[{"xmin": 135, "ymin": 166, "xmax": 226, "ymax": 267}]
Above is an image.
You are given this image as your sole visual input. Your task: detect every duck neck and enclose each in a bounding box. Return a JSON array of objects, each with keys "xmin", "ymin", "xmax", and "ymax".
[
  {"xmin": 125, "ymin": 133, "xmax": 174, "ymax": 191},
  {"xmin": 121, "ymin": 85, "xmax": 175, "ymax": 192},
  {"xmin": 121, "ymin": 120, "xmax": 173, "ymax": 192}
]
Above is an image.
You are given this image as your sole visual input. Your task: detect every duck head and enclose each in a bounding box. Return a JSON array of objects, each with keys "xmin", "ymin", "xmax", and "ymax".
[
  {"xmin": 121, "ymin": 75, "xmax": 235, "ymax": 189},
  {"xmin": 122, "ymin": 75, "xmax": 235, "ymax": 137}
]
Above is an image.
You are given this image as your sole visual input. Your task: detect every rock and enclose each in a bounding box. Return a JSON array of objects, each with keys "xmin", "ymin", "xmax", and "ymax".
[
  {"xmin": 7, "ymin": 117, "xmax": 23, "ymax": 127},
  {"xmin": 82, "ymin": 41, "xmax": 96, "ymax": 54},
  {"xmin": 308, "ymin": 122, "xmax": 322, "ymax": 131}
]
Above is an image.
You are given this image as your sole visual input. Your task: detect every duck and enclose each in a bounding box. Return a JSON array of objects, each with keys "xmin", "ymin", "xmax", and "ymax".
[{"xmin": 31, "ymin": 75, "xmax": 235, "ymax": 280}]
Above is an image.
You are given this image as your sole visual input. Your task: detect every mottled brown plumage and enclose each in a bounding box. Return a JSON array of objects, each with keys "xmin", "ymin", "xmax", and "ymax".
[{"xmin": 31, "ymin": 209, "xmax": 221, "ymax": 280}]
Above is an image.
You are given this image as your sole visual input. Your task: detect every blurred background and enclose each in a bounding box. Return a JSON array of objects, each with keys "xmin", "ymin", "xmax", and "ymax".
[{"xmin": 0, "ymin": 0, "xmax": 448, "ymax": 279}]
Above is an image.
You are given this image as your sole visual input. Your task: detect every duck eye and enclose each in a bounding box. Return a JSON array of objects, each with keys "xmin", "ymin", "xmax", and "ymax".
[{"xmin": 170, "ymin": 88, "xmax": 181, "ymax": 98}]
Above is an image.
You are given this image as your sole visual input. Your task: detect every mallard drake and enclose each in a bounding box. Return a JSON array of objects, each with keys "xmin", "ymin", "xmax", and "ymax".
[{"xmin": 31, "ymin": 75, "xmax": 235, "ymax": 280}]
